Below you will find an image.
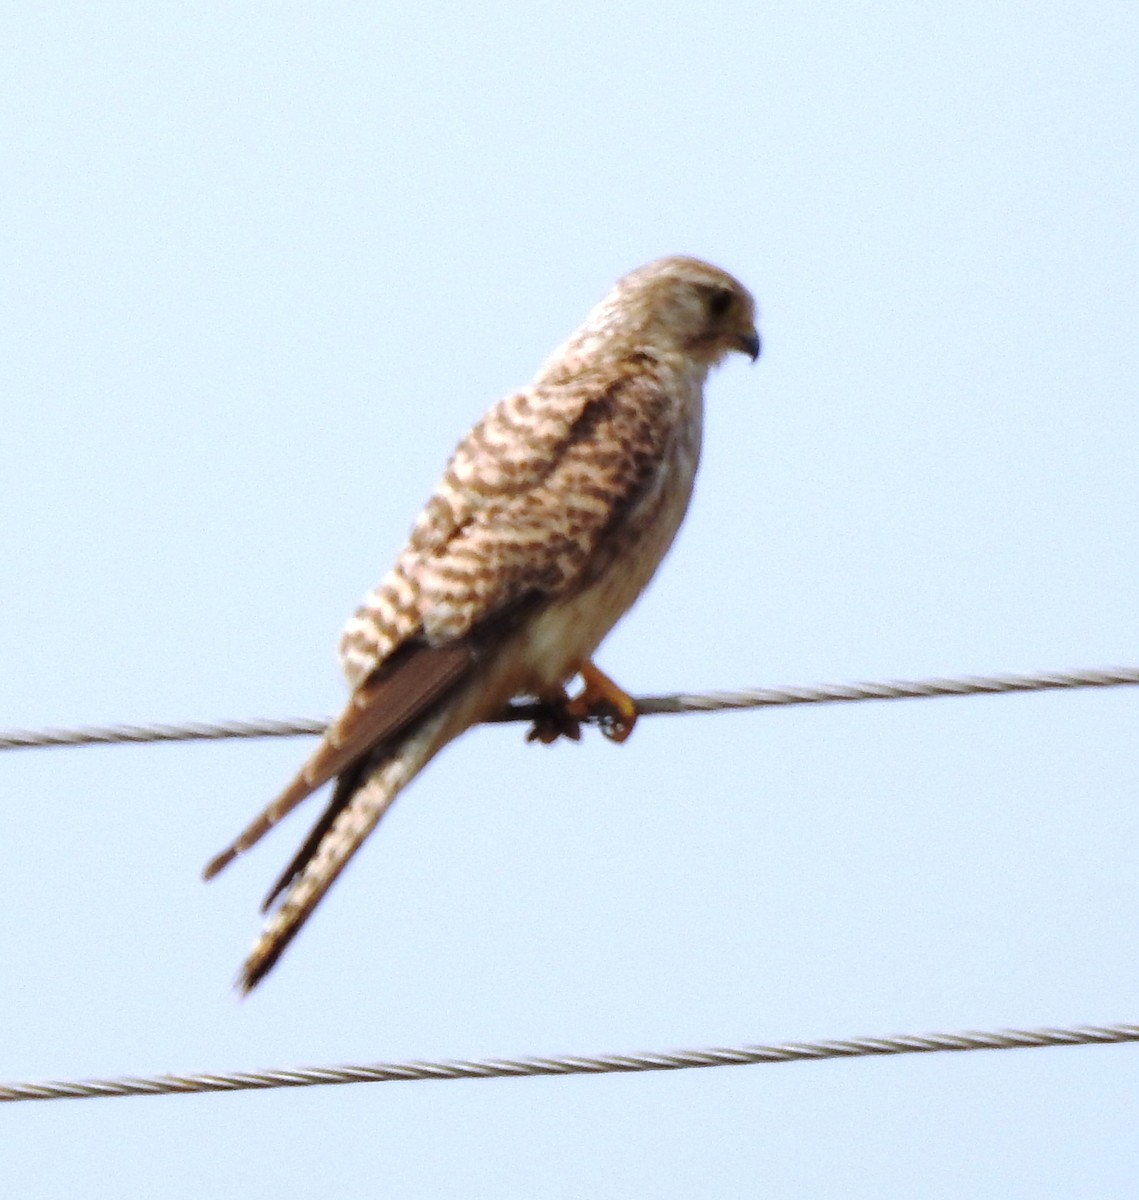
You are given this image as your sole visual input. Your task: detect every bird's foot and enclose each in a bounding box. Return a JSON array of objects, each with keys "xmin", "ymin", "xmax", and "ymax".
[
  {"xmin": 566, "ymin": 661, "xmax": 638, "ymax": 743},
  {"xmin": 526, "ymin": 687, "xmax": 583, "ymax": 745},
  {"xmin": 525, "ymin": 663, "xmax": 639, "ymax": 744}
]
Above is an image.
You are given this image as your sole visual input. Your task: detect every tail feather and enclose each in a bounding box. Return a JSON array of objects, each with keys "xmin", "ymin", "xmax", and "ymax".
[
  {"xmin": 259, "ymin": 756, "xmax": 371, "ymax": 914},
  {"xmin": 202, "ymin": 640, "xmax": 477, "ymax": 883},
  {"xmin": 237, "ymin": 719, "xmax": 445, "ymax": 993}
]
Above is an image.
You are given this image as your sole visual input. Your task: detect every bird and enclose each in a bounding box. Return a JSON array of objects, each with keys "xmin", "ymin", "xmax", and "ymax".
[{"xmin": 203, "ymin": 255, "xmax": 760, "ymax": 991}]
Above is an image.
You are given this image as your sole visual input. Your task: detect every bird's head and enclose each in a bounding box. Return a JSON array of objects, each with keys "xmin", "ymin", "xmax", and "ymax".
[
  {"xmin": 616, "ymin": 256, "xmax": 760, "ymax": 367},
  {"xmin": 575, "ymin": 256, "xmax": 760, "ymax": 370}
]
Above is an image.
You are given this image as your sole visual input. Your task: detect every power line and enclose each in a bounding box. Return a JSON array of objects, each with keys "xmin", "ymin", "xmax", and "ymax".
[
  {"xmin": 2, "ymin": 672, "xmax": 1135, "ymax": 1106},
  {"xmin": 0, "ymin": 715, "xmax": 328, "ymax": 752},
  {"xmin": 1, "ymin": 665, "xmax": 1137, "ymax": 753},
  {"xmin": 2, "ymin": 1021, "xmax": 1135, "ymax": 1105}
]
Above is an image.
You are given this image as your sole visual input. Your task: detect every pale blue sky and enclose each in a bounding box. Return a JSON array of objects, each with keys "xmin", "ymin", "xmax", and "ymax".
[{"xmin": 3, "ymin": 2, "xmax": 1139, "ymax": 1196}]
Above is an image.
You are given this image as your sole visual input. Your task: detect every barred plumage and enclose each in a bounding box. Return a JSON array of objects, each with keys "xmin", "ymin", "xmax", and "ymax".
[{"xmin": 204, "ymin": 255, "xmax": 760, "ymax": 990}]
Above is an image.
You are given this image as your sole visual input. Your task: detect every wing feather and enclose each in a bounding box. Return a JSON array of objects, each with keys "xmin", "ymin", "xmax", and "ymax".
[
  {"xmin": 425, "ymin": 374, "xmax": 674, "ymax": 636},
  {"xmin": 205, "ymin": 366, "xmax": 677, "ymax": 896},
  {"xmin": 339, "ymin": 366, "xmax": 674, "ymax": 681}
]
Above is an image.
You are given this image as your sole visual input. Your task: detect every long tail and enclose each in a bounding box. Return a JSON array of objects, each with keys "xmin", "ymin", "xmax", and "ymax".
[{"xmin": 237, "ymin": 715, "xmax": 448, "ymax": 993}]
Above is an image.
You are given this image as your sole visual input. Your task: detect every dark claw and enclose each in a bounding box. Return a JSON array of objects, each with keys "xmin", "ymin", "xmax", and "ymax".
[
  {"xmin": 525, "ymin": 702, "xmax": 583, "ymax": 745},
  {"xmin": 596, "ymin": 705, "xmax": 634, "ymax": 744}
]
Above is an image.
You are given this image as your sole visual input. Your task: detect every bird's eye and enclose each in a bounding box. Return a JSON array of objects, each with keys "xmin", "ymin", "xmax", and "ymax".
[{"xmin": 706, "ymin": 287, "xmax": 733, "ymax": 318}]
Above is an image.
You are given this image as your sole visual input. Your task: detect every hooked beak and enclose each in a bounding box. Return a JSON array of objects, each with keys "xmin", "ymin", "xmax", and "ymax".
[{"xmin": 736, "ymin": 327, "xmax": 761, "ymax": 362}]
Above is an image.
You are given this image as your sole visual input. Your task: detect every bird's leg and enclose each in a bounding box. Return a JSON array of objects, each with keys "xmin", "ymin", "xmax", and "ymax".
[
  {"xmin": 525, "ymin": 685, "xmax": 583, "ymax": 745},
  {"xmin": 565, "ymin": 660, "xmax": 639, "ymax": 743},
  {"xmin": 525, "ymin": 662, "xmax": 639, "ymax": 744}
]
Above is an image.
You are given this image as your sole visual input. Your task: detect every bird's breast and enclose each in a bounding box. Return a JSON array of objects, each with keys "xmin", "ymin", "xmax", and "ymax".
[{"xmin": 511, "ymin": 400, "xmax": 703, "ymax": 695}]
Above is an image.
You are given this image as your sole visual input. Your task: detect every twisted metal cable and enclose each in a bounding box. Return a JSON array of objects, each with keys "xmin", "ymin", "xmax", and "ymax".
[
  {"xmin": 2, "ymin": 1022, "xmax": 1136, "ymax": 1105},
  {"xmin": 1, "ymin": 665, "xmax": 1137, "ymax": 754},
  {"xmin": 0, "ymin": 715, "xmax": 329, "ymax": 752}
]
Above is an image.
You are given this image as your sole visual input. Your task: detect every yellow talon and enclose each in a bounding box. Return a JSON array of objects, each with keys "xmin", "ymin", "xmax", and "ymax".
[{"xmin": 564, "ymin": 661, "xmax": 638, "ymax": 743}]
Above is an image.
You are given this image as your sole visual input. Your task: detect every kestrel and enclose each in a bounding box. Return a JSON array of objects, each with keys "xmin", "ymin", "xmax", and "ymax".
[{"xmin": 204, "ymin": 255, "xmax": 760, "ymax": 991}]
